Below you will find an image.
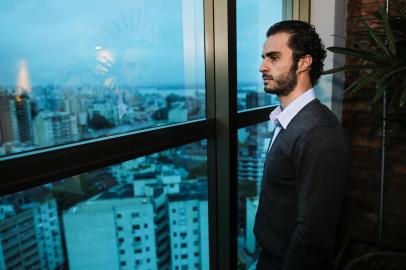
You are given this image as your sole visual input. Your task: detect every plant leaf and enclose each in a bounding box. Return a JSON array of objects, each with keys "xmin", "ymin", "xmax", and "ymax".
[
  {"xmin": 322, "ymin": 64, "xmax": 380, "ymax": 75},
  {"xmin": 380, "ymin": 6, "xmax": 397, "ymax": 56},
  {"xmin": 399, "ymin": 87, "xmax": 406, "ymax": 107},
  {"xmin": 377, "ymin": 65, "xmax": 406, "ymax": 85},
  {"xmin": 331, "ymin": 34, "xmax": 374, "ymax": 49},
  {"xmin": 327, "ymin": 47, "xmax": 386, "ymax": 64},
  {"xmin": 373, "ymin": 81, "xmax": 387, "ymax": 103},
  {"xmin": 392, "ymin": 0, "xmax": 406, "ymax": 18},
  {"xmin": 343, "ymin": 71, "xmax": 382, "ymax": 94},
  {"xmin": 362, "ymin": 19, "xmax": 391, "ymax": 57}
]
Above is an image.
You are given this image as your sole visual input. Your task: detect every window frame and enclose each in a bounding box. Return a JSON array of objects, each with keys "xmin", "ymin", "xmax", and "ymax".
[{"xmin": 0, "ymin": 0, "xmax": 309, "ymax": 269}]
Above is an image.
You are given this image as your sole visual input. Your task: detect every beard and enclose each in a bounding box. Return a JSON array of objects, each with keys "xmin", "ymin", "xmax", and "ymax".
[{"xmin": 263, "ymin": 63, "xmax": 298, "ymax": 96}]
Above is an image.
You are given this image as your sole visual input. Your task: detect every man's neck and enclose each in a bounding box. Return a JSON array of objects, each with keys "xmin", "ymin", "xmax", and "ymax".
[{"xmin": 278, "ymin": 83, "xmax": 313, "ymax": 108}]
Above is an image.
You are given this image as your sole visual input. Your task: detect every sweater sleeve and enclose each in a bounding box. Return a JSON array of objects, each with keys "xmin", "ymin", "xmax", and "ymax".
[{"xmin": 282, "ymin": 127, "xmax": 350, "ymax": 270}]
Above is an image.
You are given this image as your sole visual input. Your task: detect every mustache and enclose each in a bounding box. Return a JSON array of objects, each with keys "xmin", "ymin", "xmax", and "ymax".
[{"xmin": 262, "ymin": 74, "xmax": 274, "ymax": 80}]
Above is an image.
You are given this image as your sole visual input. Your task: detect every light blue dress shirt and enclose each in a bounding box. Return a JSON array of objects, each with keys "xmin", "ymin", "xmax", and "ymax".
[{"xmin": 269, "ymin": 88, "xmax": 316, "ymax": 147}]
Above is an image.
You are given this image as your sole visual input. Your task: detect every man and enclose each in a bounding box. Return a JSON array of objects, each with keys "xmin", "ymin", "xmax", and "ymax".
[{"xmin": 254, "ymin": 20, "xmax": 350, "ymax": 270}]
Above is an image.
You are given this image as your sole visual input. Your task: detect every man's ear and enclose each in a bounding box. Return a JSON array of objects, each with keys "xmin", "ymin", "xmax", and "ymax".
[{"xmin": 297, "ymin": 55, "xmax": 312, "ymax": 72}]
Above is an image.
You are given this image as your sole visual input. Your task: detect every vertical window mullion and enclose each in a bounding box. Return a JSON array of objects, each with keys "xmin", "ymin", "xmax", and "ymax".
[
  {"xmin": 207, "ymin": 0, "xmax": 238, "ymax": 269},
  {"xmin": 204, "ymin": 0, "xmax": 218, "ymax": 269}
]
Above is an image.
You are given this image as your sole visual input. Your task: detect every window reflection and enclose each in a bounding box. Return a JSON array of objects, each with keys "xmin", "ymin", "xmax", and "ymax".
[
  {"xmin": 0, "ymin": 140, "xmax": 208, "ymax": 270},
  {"xmin": 237, "ymin": 0, "xmax": 284, "ymax": 110},
  {"xmin": 0, "ymin": 0, "xmax": 205, "ymax": 156}
]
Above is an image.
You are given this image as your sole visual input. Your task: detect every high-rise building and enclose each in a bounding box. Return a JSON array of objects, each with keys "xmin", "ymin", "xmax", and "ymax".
[
  {"xmin": 0, "ymin": 92, "xmax": 19, "ymax": 144},
  {"xmin": 167, "ymin": 178, "xmax": 209, "ymax": 270},
  {"xmin": 15, "ymin": 94, "xmax": 33, "ymax": 143},
  {"xmin": 0, "ymin": 197, "xmax": 64, "ymax": 270},
  {"xmin": 33, "ymin": 111, "xmax": 79, "ymax": 147},
  {"xmin": 63, "ymin": 181, "xmax": 171, "ymax": 270}
]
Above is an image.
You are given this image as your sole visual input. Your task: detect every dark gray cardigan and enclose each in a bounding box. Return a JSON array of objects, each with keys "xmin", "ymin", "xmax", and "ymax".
[{"xmin": 254, "ymin": 99, "xmax": 350, "ymax": 270}]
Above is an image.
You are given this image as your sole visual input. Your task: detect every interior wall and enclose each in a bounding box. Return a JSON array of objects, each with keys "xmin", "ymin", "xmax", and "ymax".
[{"xmin": 310, "ymin": 0, "xmax": 347, "ymax": 121}]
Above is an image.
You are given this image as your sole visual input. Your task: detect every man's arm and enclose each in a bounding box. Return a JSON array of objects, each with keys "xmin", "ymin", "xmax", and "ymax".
[{"xmin": 282, "ymin": 127, "xmax": 350, "ymax": 270}]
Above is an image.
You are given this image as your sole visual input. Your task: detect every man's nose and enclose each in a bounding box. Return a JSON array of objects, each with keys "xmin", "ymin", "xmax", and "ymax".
[{"xmin": 259, "ymin": 60, "xmax": 267, "ymax": 73}]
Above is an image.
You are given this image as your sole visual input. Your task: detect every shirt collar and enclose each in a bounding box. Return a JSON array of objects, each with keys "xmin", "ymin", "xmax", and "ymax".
[{"xmin": 269, "ymin": 88, "xmax": 316, "ymax": 129}]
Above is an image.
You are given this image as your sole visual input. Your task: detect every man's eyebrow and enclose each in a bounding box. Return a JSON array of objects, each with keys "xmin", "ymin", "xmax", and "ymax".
[{"xmin": 261, "ymin": 51, "xmax": 281, "ymax": 59}]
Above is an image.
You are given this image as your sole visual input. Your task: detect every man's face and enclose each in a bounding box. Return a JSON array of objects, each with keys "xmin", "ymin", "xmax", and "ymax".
[{"xmin": 259, "ymin": 32, "xmax": 297, "ymax": 96}]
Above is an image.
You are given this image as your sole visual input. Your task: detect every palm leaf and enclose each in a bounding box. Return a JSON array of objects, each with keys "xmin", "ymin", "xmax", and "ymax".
[
  {"xmin": 399, "ymin": 87, "xmax": 406, "ymax": 107},
  {"xmin": 362, "ymin": 19, "xmax": 391, "ymax": 57},
  {"xmin": 380, "ymin": 6, "xmax": 397, "ymax": 56},
  {"xmin": 343, "ymin": 71, "xmax": 382, "ymax": 94},
  {"xmin": 392, "ymin": 0, "xmax": 406, "ymax": 18},
  {"xmin": 373, "ymin": 81, "xmax": 387, "ymax": 103},
  {"xmin": 331, "ymin": 34, "xmax": 374, "ymax": 49},
  {"xmin": 323, "ymin": 64, "xmax": 380, "ymax": 75},
  {"xmin": 377, "ymin": 65, "xmax": 406, "ymax": 85},
  {"xmin": 327, "ymin": 47, "xmax": 386, "ymax": 64}
]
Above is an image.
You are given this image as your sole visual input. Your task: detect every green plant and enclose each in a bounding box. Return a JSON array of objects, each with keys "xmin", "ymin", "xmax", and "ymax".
[{"xmin": 323, "ymin": 0, "xmax": 406, "ymax": 109}]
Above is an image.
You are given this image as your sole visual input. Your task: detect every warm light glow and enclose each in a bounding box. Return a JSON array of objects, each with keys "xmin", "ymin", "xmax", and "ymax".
[
  {"xmin": 96, "ymin": 48, "xmax": 114, "ymax": 64},
  {"xmin": 16, "ymin": 60, "xmax": 32, "ymax": 95},
  {"xmin": 15, "ymin": 95, "xmax": 23, "ymax": 103},
  {"xmin": 95, "ymin": 48, "xmax": 115, "ymax": 74}
]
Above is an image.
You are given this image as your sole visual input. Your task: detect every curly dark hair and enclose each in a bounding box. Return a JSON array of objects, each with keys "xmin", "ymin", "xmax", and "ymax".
[{"xmin": 266, "ymin": 20, "xmax": 326, "ymax": 87}]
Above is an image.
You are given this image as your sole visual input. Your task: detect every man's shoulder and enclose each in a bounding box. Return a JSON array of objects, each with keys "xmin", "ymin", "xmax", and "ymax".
[
  {"xmin": 278, "ymin": 99, "xmax": 349, "ymax": 158},
  {"xmin": 289, "ymin": 99, "xmax": 341, "ymax": 131},
  {"xmin": 278, "ymin": 100, "xmax": 346, "ymax": 150}
]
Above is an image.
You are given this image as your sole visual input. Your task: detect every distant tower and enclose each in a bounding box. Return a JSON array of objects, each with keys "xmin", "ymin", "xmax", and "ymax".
[
  {"xmin": 15, "ymin": 60, "xmax": 33, "ymax": 143},
  {"xmin": 15, "ymin": 94, "xmax": 33, "ymax": 143}
]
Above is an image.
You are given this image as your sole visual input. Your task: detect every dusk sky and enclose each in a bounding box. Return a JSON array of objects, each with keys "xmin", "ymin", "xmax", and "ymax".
[{"xmin": 0, "ymin": 0, "xmax": 282, "ymax": 88}]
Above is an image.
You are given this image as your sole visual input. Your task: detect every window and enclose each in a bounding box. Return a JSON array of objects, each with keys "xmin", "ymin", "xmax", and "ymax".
[
  {"xmin": 0, "ymin": 141, "xmax": 208, "ymax": 270},
  {"xmin": 134, "ymin": 236, "xmax": 142, "ymax": 242},
  {"xmin": 0, "ymin": 1, "xmax": 302, "ymax": 270},
  {"xmin": 0, "ymin": 0, "xmax": 206, "ymax": 156}
]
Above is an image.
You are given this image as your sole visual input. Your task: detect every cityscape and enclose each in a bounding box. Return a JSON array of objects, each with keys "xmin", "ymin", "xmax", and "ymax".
[
  {"xmin": 0, "ymin": 140, "xmax": 209, "ymax": 270},
  {"xmin": 0, "ymin": 81, "xmax": 276, "ymax": 270}
]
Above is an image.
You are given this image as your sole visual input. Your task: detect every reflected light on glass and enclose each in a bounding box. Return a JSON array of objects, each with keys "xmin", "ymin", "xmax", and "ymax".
[{"xmin": 16, "ymin": 60, "xmax": 32, "ymax": 95}]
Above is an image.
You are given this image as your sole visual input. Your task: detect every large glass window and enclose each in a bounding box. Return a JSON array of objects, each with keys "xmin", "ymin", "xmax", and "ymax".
[
  {"xmin": 237, "ymin": 0, "xmax": 285, "ymax": 111},
  {"xmin": 0, "ymin": 141, "xmax": 208, "ymax": 270},
  {"xmin": 237, "ymin": 122, "xmax": 275, "ymax": 269},
  {"xmin": 0, "ymin": 0, "xmax": 205, "ymax": 156},
  {"xmin": 0, "ymin": 1, "xmax": 303, "ymax": 269}
]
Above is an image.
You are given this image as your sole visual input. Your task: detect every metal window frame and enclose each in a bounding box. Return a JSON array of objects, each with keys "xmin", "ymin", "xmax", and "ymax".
[{"xmin": 0, "ymin": 0, "xmax": 310, "ymax": 269}]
